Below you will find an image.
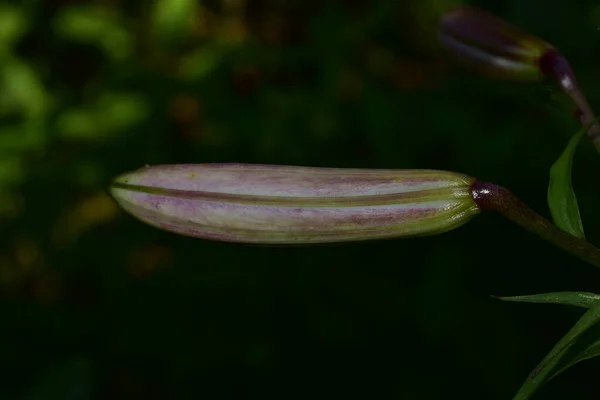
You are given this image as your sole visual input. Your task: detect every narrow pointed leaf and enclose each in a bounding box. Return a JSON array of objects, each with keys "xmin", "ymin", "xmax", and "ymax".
[
  {"xmin": 496, "ymin": 292, "xmax": 600, "ymax": 309},
  {"xmin": 550, "ymin": 335, "xmax": 600, "ymax": 381},
  {"xmin": 513, "ymin": 301, "xmax": 600, "ymax": 400},
  {"xmin": 548, "ymin": 126, "xmax": 586, "ymax": 238}
]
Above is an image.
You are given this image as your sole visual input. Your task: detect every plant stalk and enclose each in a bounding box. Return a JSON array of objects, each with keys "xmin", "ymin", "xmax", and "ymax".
[
  {"xmin": 538, "ymin": 51, "xmax": 600, "ymax": 152},
  {"xmin": 471, "ymin": 180, "xmax": 600, "ymax": 269}
]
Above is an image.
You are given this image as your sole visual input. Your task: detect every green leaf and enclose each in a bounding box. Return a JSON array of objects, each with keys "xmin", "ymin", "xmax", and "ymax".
[
  {"xmin": 495, "ymin": 292, "xmax": 600, "ymax": 309},
  {"xmin": 550, "ymin": 334, "xmax": 600, "ymax": 381},
  {"xmin": 497, "ymin": 290, "xmax": 600, "ymax": 387},
  {"xmin": 512, "ymin": 301, "xmax": 600, "ymax": 400},
  {"xmin": 548, "ymin": 126, "xmax": 587, "ymax": 238}
]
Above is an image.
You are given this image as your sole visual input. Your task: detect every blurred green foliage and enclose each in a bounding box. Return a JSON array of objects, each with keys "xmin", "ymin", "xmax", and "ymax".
[{"xmin": 1, "ymin": 0, "xmax": 600, "ymax": 398}]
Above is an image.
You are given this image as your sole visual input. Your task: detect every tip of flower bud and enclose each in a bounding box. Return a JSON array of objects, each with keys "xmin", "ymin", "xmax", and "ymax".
[
  {"xmin": 110, "ymin": 164, "xmax": 481, "ymax": 244},
  {"xmin": 439, "ymin": 6, "xmax": 554, "ymax": 81}
]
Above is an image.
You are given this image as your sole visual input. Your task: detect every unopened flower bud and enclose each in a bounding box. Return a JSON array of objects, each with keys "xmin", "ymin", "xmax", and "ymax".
[
  {"xmin": 439, "ymin": 6, "xmax": 555, "ymax": 81},
  {"xmin": 109, "ymin": 163, "xmax": 481, "ymax": 244}
]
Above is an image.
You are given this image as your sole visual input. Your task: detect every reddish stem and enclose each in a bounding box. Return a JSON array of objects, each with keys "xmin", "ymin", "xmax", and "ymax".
[
  {"xmin": 471, "ymin": 180, "xmax": 600, "ymax": 268},
  {"xmin": 538, "ymin": 50, "xmax": 600, "ymax": 150}
]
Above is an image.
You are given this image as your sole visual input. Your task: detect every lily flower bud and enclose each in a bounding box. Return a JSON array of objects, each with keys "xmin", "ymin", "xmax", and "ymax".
[
  {"xmin": 109, "ymin": 164, "xmax": 481, "ymax": 244},
  {"xmin": 439, "ymin": 5, "xmax": 555, "ymax": 81}
]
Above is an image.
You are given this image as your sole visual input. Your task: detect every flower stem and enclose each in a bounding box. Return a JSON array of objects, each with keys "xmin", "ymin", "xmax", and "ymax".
[
  {"xmin": 471, "ymin": 180, "xmax": 600, "ymax": 269},
  {"xmin": 538, "ymin": 51, "xmax": 600, "ymax": 151}
]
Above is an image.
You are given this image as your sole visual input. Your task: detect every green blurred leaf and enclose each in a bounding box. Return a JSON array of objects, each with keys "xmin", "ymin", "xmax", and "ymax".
[
  {"xmin": 179, "ymin": 46, "xmax": 223, "ymax": 81},
  {"xmin": 56, "ymin": 108, "xmax": 100, "ymax": 140},
  {"xmin": 1, "ymin": 59, "xmax": 48, "ymax": 119},
  {"xmin": 53, "ymin": 6, "xmax": 131, "ymax": 60},
  {"xmin": 151, "ymin": 0, "xmax": 198, "ymax": 42},
  {"xmin": 0, "ymin": 156, "xmax": 25, "ymax": 184},
  {"xmin": 548, "ymin": 125, "xmax": 587, "ymax": 238},
  {"xmin": 0, "ymin": 122, "xmax": 46, "ymax": 151},
  {"xmin": 57, "ymin": 93, "xmax": 149, "ymax": 141},
  {"xmin": 513, "ymin": 301, "xmax": 600, "ymax": 399},
  {"xmin": 0, "ymin": 5, "xmax": 28, "ymax": 57},
  {"xmin": 97, "ymin": 93, "xmax": 149, "ymax": 131},
  {"xmin": 496, "ymin": 292, "xmax": 600, "ymax": 309}
]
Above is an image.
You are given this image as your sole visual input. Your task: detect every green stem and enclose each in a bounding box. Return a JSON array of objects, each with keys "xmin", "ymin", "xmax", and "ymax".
[{"xmin": 471, "ymin": 181, "xmax": 600, "ymax": 269}]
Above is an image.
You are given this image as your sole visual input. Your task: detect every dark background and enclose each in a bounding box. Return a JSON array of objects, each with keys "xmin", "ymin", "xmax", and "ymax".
[{"xmin": 2, "ymin": 0, "xmax": 600, "ymax": 398}]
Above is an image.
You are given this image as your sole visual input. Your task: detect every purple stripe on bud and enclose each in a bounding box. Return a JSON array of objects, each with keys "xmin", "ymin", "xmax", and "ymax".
[{"xmin": 109, "ymin": 164, "xmax": 481, "ymax": 244}]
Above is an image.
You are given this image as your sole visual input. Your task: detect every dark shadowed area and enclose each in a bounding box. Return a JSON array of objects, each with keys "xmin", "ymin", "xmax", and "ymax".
[{"xmin": 2, "ymin": 0, "xmax": 600, "ymax": 398}]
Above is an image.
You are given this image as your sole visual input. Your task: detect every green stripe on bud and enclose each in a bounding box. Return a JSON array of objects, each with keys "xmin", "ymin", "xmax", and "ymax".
[{"xmin": 109, "ymin": 164, "xmax": 481, "ymax": 244}]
